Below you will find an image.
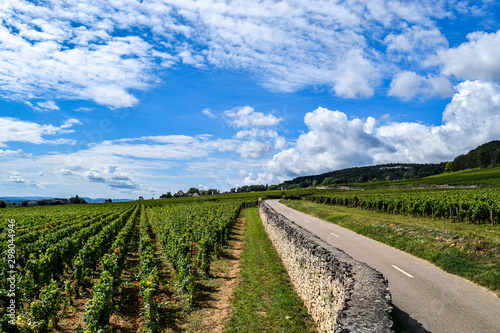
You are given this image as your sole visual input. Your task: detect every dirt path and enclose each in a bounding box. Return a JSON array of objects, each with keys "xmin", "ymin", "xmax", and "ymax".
[
  {"xmin": 179, "ymin": 217, "xmax": 246, "ymax": 333},
  {"xmin": 198, "ymin": 217, "xmax": 246, "ymax": 332}
]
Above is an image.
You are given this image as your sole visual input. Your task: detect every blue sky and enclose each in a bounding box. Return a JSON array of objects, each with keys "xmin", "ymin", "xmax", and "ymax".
[{"xmin": 1, "ymin": 0, "xmax": 500, "ymax": 199}]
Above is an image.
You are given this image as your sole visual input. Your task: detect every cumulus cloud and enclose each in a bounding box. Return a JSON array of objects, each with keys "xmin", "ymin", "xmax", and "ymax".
[
  {"xmin": 430, "ymin": 30, "xmax": 500, "ymax": 81},
  {"xmin": 84, "ymin": 86, "xmax": 139, "ymax": 109},
  {"xmin": 261, "ymin": 84, "xmax": 500, "ymax": 181},
  {"xmin": 0, "ymin": 117, "xmax": 81, "ymax": 147},
  {"xmin": 332, "ymin": 49, "xmax": 380, "ymax": 98},
  {"xmin": 389, "ymin": 71, "xmax": 453, "ymax": 100},
  {"xmin": 264, "ymin": 107, "xmax": 392, "ymax": 179}
]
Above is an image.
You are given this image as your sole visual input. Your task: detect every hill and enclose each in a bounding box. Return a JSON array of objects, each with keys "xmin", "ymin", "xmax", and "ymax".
[
  {"xmin": 283, "ymin": 163, "xmax": 446, "ymax": 188},
  {"xmin": 344, "ymin": 166, "xmax": 500, "ymax": 188},
  {"xmin": 451, "ymin": 140, "xmax": 500, "ymax": 171},
  {"xmin": 282, "ymin": 140, "xmax": 500, "ymax": 189}
]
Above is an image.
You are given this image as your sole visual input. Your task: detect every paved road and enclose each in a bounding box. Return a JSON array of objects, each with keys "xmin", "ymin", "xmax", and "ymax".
[{"xmin": 266, "ymin": 200, "xmax": 500, "ymax": 333}]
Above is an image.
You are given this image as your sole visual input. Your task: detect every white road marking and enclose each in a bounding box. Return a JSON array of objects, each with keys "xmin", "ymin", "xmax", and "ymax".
[
  {"xmin": 304, "ymin": 219, "xmax": 310, "ymax": 223},
  {"xmin": 392, "ymin": 265, "xmax": 414, "ymax": 278},
  {"xmin": 330, "ymin": 232, "xmax": 340, "ymax": 238}
]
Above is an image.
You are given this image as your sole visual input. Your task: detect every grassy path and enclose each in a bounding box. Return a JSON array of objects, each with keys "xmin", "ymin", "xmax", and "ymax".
[
  {"xmin": 225, "ymin": 208, "xmax": 316, "ymax": 333},
  {"xmin": 283, "ymin": 199, "xmax": 500, "ymax": 296}
]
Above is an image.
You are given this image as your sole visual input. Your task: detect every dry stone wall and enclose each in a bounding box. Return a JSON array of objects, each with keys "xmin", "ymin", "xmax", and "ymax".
[{"xmin": 259, "ymin": 200, "xmax": 393, "ymax": 333}]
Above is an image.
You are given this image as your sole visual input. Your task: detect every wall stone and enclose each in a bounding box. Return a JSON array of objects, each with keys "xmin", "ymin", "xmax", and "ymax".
[{"xmin": 259, "ymin": 200, "xmax": 393, "ymax": 333}]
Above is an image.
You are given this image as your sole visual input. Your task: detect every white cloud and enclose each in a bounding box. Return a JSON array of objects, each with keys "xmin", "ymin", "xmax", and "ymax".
[
  {"xmin": 261, "ymin": 84, "xmax": 500, "ymax": 180},
  {"xmin": 25, "ymin": 100, "xmax": 60, "ymax": 112},
  {"xmin": 0, "ymin": 117, "xmax": 81, "ymax": 147},
  {"xmin": 0, "ymin": 0, "xmax": 477, "ymax": 108},
  {"xmin": 178, "ymin": 50, "xmax": 205, "ymax": 67},
  {"xmin": 75, "ymin": 107, "xmax": 92, "ymax": 112},
  {"xmin": 236, "ymin": 140, "xmax": 271, "ymax": 159},
  {"xmin": 385, "ymin": 25, "xmax": 448, "ymax": 60},
  {"xmin": 263, "ymin": 107, "xmax": 390, "ymax": 179},
  {"xmin": 83, "ymin": 166, "xmax": 142, "ymax": 192},
  {"xmin": 83, "ymin": 86, "xmax": 139, "ymax": 109},
  {"xmin": 332, "ymin": 49, "xmax": 380, "ymax": 98},
  {"xmin": 202, "ymin": 108, "xmax": 216, "ymax": 118},
  {"xmin": 225, "ymin": 106, "xmax": 282, "ymax": 128},
  {"xmin": 0, "ymin": 149, "xmax": 34, "ymax": 159},
  {"xmin": 274, "ymin": 136, "xmax": 286, "ymax": 150},
  {"xmin": 389, "ymin": 71, "xmax": 453, "ymax": 100},
  {"xmin": 235, "ymin": 128, "xmax": 278, "ymax": 139},
  {"xmin": 429, "ymin": 30, "xmax": 500, "ymax": 81},
  {"xmin": 0, "ymin": 2, "xmax": 164, "ymax": 108},
  {"xmin": 8, "ymin": 172, "xmax": 25, "ymax": 184}
]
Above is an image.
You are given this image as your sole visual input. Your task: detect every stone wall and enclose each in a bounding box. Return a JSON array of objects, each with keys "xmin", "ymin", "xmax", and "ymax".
[{"xmin": 259, "ymin": 200, "xmax": 393, "ymax": 333}]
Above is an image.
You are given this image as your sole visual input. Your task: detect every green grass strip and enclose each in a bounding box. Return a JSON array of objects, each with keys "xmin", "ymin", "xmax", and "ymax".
[
  {"xmin": 225, "ymin": 208, "xmax": 316, "ymax": 333},
  {"xmin": 283, "ymin": 200, "xmax": 500, "ymax": 296}
]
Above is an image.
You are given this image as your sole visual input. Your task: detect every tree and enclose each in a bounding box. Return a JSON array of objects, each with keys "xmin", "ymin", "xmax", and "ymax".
[
  {"xmin": 206, "ymin": 189, "xmax": 219, "ymax": 195},
  {"xmin": 159, "ymin": 192, "xmax": 172, "ymax": 199},
  {"xmin": 187, "ymin": 187, "xmax": 200, "ymax": 195},
  {"xmin": 0, "ymin": 200, "xmax": 6, "ymax": 208},
  {"xmin": 445, "ymin": 161, "xmax": 453, "ymax": 173},
  {"xmin": 70, "ymin": 195, "xmax": 87, "ymax": 204}
]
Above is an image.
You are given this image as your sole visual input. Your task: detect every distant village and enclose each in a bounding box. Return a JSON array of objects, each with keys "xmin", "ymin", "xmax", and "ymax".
[
  {"xmin": 0, "ymin": 185, "xmax": 287, "ymax": 208},
  {"xmin": 20, "ymin": 195, "xmax": 90, "ymax": 207},
  {"xmin": 156, "ymin": 188, "xmax": 221, "ymax": 199}
]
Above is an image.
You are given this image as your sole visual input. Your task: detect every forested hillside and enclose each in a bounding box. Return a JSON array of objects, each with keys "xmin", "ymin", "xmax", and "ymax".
[
  {"xmin": 451, "ymin": 140, "xmax": 500, "ymax": 171},
  {"xmin": 283, "ymin": 163, "xmax": 446, "ymax": 188}
]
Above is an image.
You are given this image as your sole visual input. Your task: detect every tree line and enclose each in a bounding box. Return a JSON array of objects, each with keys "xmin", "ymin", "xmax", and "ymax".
[
  {"xmin": 283, "ymin": 163, "xmax": 447, "ymax": 188},
  {"xmin": 450, "ymin": 140, "xmax": 500, "ymax": 171}
]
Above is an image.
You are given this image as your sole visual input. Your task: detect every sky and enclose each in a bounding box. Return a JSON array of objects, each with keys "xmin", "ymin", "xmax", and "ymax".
[{"xmin": 1, "ymin": 0, "xmax": 500, "ymax": 199}]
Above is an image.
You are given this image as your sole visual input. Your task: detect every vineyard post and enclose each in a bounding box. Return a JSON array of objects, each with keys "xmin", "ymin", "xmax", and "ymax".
[
  {"xmin": 149, "ymin": 292, "xmax": 156, "ymax": 323},
  {"xmin": 491, "ymin": 210, "xmax": 494, "ymax": 226}
]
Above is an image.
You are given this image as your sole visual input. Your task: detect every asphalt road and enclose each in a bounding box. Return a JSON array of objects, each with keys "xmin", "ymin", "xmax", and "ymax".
[{"xmin": 266, "ymin": 199, "xmax": 500, "ymax": 333}]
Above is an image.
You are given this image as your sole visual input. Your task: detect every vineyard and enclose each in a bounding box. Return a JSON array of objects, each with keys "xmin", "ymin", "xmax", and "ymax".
[
  {"xmin": 0, "ymin": 197, "xmax": 256, "ymax": 333},
  {"xmin": 1, "ymin": 184, "xmax": 499, "ymax": 332},
  {"xmin": 308, "ymin": 188, "xmax": 500, "ymax": 225}
]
